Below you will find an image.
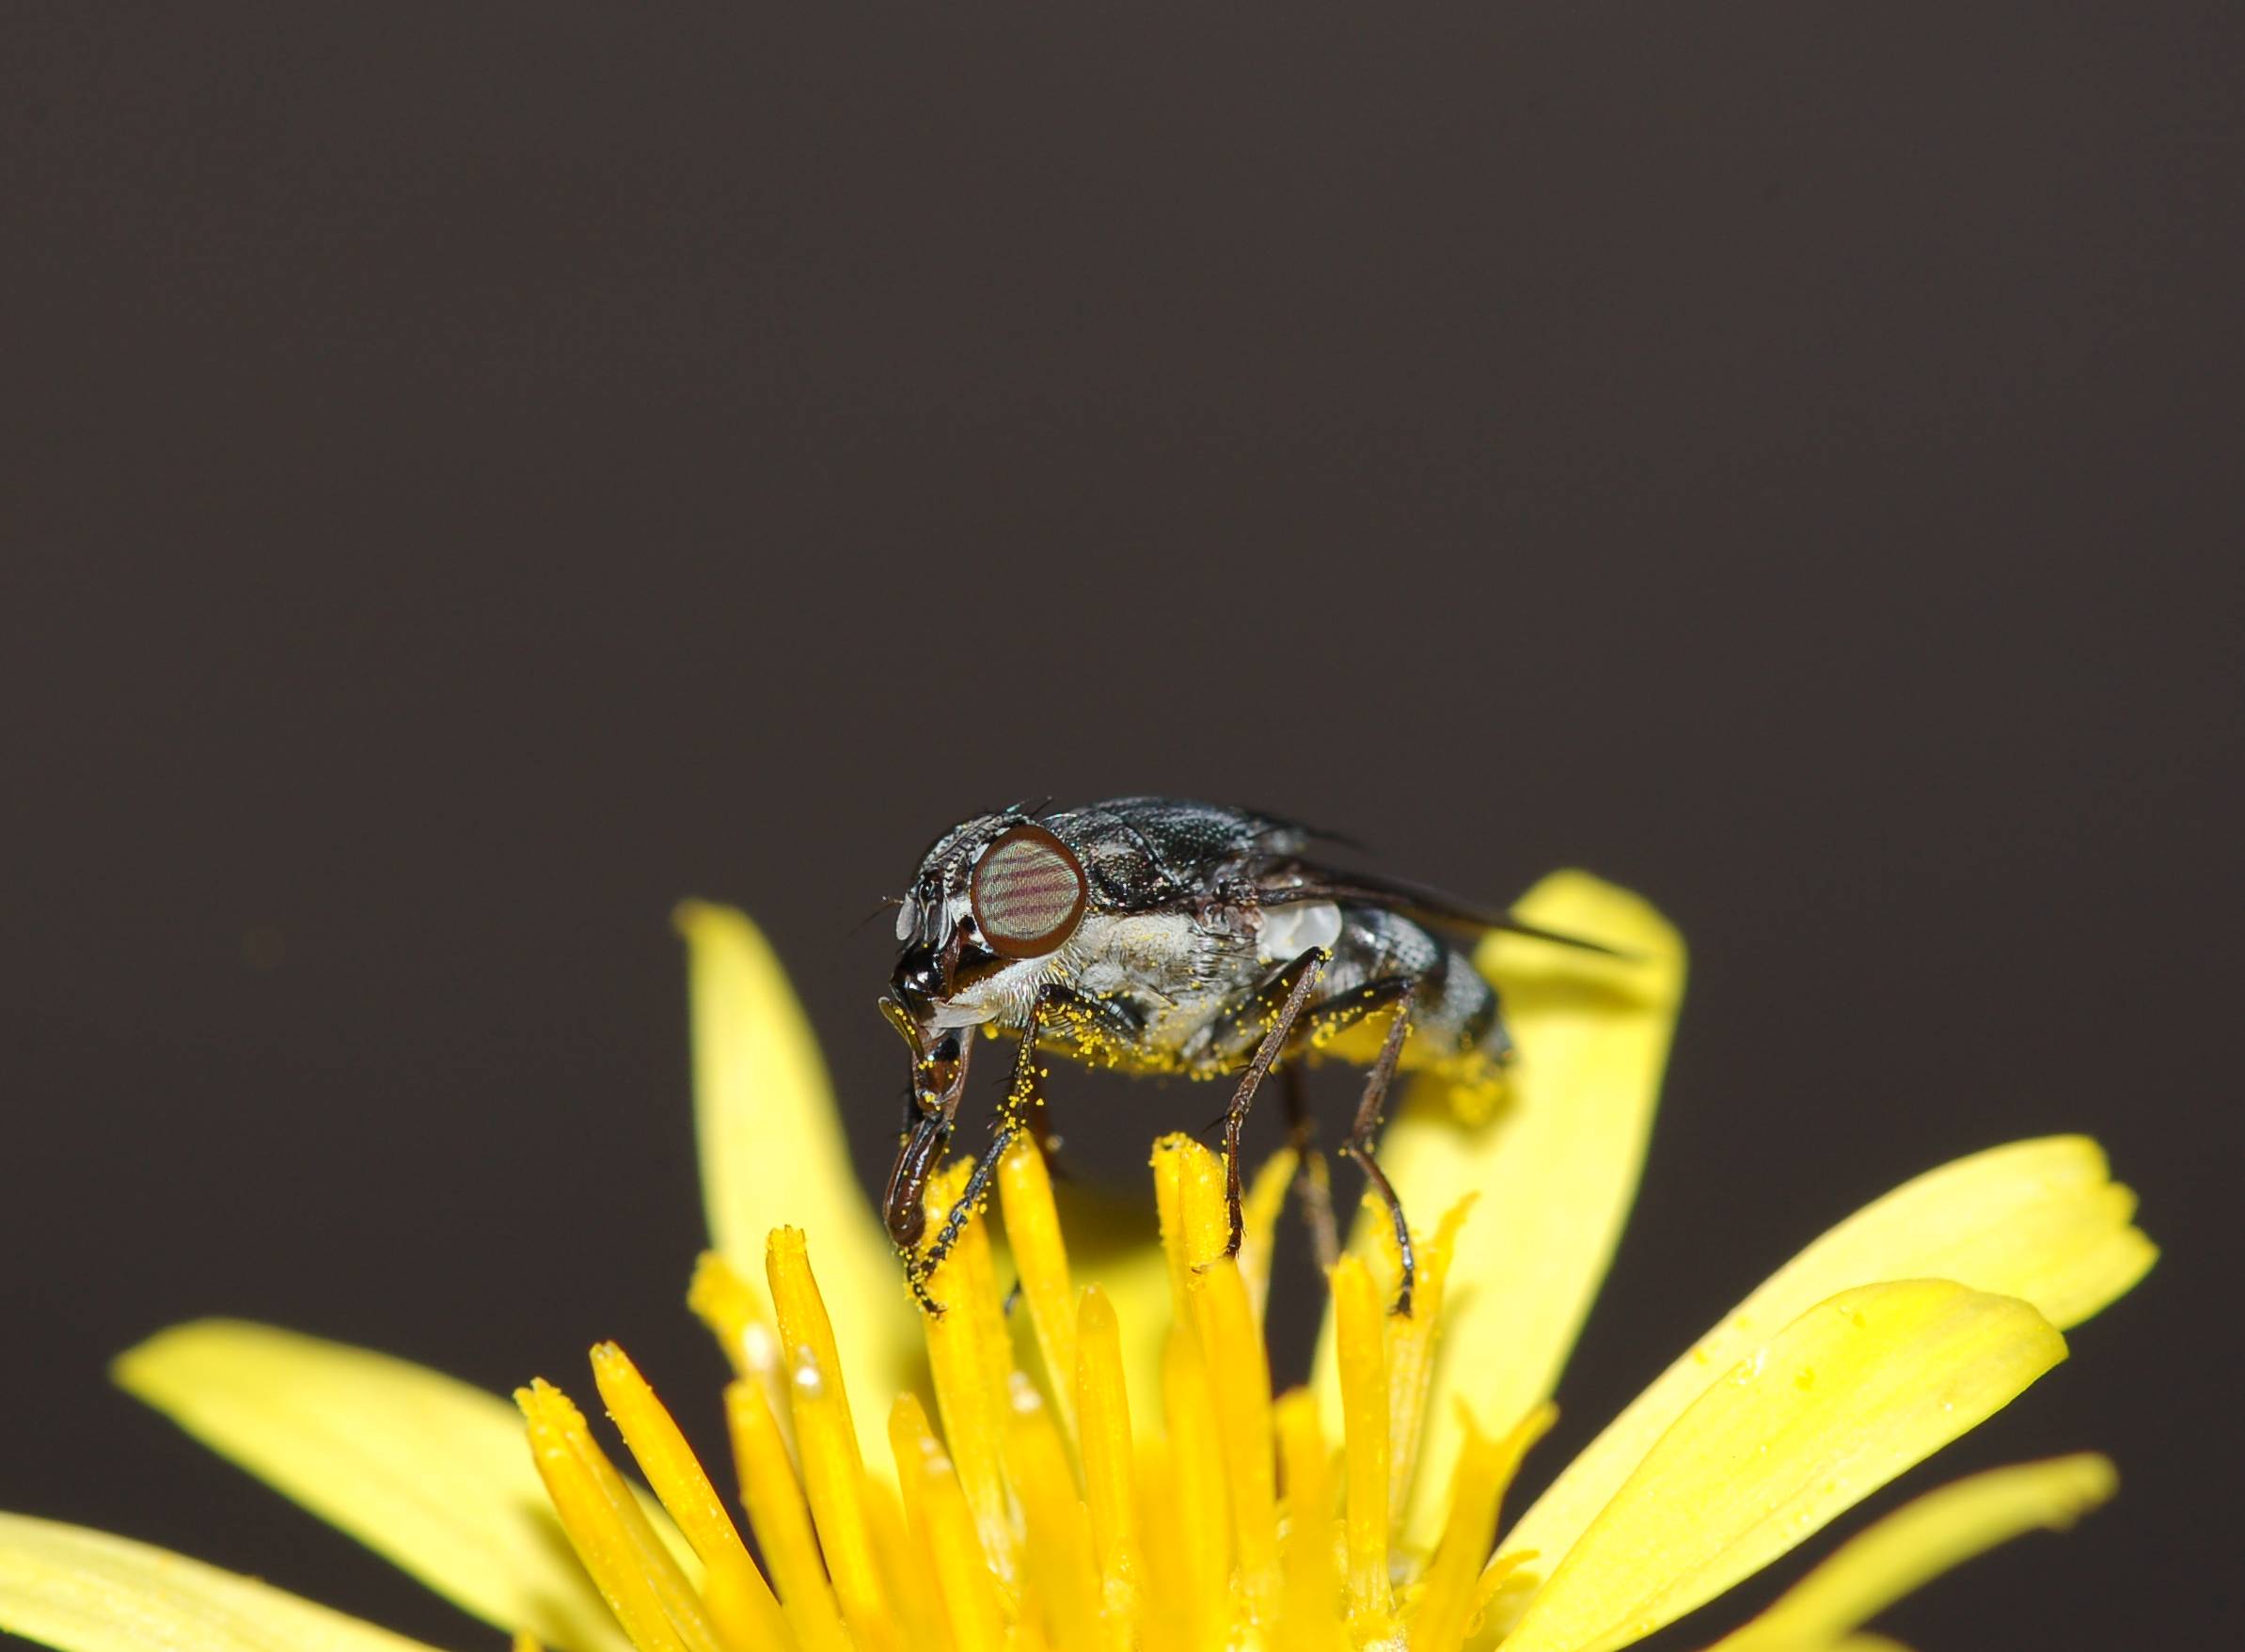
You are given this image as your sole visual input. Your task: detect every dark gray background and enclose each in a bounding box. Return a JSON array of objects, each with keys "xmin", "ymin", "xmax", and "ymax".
[{"xmin": 5, "ymin": 6, "xmax": 2239, "ymax": 1648}]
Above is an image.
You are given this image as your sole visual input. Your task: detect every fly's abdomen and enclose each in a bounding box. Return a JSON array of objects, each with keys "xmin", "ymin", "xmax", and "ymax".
[{"xmin": 1312, "ymin": 908, "xmax": 1512, "ymax": 1118}]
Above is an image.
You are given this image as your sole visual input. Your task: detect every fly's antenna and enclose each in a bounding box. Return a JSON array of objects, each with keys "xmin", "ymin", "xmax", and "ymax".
[{"xmin": 845, "ymin": 896, "xmax": 905, "ymax": 938}]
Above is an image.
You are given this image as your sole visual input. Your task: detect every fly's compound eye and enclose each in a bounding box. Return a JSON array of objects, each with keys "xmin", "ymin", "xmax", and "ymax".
[{"xmin": 969, "ymin": 823, "xmax": 1088, "ymax": 958}]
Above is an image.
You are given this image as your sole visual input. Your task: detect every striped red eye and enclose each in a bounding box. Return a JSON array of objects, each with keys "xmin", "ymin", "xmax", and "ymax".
[{"xmin": 970, "ymin": 824, "xmax": 1088, "ymax": 957}]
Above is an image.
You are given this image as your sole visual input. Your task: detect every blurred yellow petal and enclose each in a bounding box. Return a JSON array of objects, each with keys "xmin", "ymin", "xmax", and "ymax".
[
  {"xmin": 115, "ymin": 1319, "xmax": 686, "ymax": 1652},
  {"xmin": 0, "ymin": 1513, "xmax": 444, "ymax": 1652},
  {"xmin": 1701, "ymin": 1454, "xmax": 2116, "ymax": 1652},
  {"xmin": 675, "ymin": 903, "xmax": 922, "ymax": 1445},
  {"xmin": 1505, "ymin": 1136, "xmax": 2152, "ymax": 1574},
  {"xmin": 1320, "ymin": 871, "xmax": 1684, "ymax": 1543},
  {"xmin": 1501, "ymin": 1281, "xmax": 2066, "ymax": 1652}
]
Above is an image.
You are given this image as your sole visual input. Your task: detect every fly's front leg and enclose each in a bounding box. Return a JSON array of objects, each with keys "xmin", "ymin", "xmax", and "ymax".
[
  {"xmin": 1213, "ymin": 948, "xmax": 1330, "ymax": 1261},
  {"xmin": 910, "ymin": 1007, "xmax": 1046, "ymax": 1312},
  {"xmin": 1337, "ymin": 983, "xmax": 1419, "ymax": 1314},
  {"xmin": 911, "ymin": 981, "xmax": 1137, "ymax": 1312}
]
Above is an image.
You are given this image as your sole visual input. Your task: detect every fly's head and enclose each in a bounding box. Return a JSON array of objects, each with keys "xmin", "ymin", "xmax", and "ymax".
[{"xmin": 878, "ymin": 806, "xmax": 1095, "ymax": 1249}]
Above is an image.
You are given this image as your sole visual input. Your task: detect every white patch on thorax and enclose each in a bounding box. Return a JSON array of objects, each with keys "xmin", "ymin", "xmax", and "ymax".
[{"xmin": 1257, "ymin": 900, "xmax": 1342, "ymax": 963}]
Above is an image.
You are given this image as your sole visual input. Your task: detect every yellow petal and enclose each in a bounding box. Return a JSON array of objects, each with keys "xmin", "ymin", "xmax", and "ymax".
[
  {"xmin": 115, "ymin": 1320, "xmax": 684, "ymax": 1652},
  {"xmin": 1500, "ymin": 1281, "xmax": 2066, "ymax": 1652},
  {"xmin": 676, "ymin": 903, "xmax": 921, "ymax": 1441},
  {"xmin": 1505, "ymin": 1136, "xmax": 2152, "ymax": 1575},
  {"xmin": 1320, "ymin": 871, "xmax": 1684, "ymax": 1544},
  {"xmin": 0, "ymin": 1514, "xmax": 445, "ymax": 1652},
  {"xmin": 1700, "ymin": 1454, "xmax": 2116, "ymax": 1652}
]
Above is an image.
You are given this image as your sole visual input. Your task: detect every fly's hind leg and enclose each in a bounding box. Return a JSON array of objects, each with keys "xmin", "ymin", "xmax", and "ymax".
[
  {"xmin": 1337, "ymin": 983, "xmax": 1419, "ymax": 1315},
  {"xmin": 1212, "ymin": 948, "xmax": 1330, "ymax": 1260}
]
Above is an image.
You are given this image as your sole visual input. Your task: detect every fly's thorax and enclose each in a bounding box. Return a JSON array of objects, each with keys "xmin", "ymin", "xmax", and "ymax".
[
  {"xmin": 1066, "ymin": 909, "xmax": 1241, "ymax": 994},
  {"xmin": 1066, "ymin": 908, "xmax": 1259, "ymax": 1059}
]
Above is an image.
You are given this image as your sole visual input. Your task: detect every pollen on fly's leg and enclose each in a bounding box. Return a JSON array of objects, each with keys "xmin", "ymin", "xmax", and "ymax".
[{"xmin": 906, "ymin": 986, "xmax": 1061, "ymax": 1314}]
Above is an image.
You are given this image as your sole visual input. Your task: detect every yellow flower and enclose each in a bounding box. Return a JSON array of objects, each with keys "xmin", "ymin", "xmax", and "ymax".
[{"xmin": 0, "ymin": 874, "xmax": 2153, "ymax": 1652}]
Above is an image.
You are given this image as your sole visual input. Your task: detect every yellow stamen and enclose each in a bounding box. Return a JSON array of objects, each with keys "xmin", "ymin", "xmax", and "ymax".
[
  {"xmin": 590, "ymin": 1344, "xmax": 752, "ymax": 1578},
  {"xmin": 889, "ymin": 1393, "xmax": 1007, "ymax": 1652},
  {"xmin": 1236, "ymin": 1146, "xmax": 1300, "ymax": 1321},
  {"xmin": 688, "ymin": 1251, "xmax": 789, "ymax": 1453},
  {"xmin": 704, "ymin": 1552, "xmax": 798, "ymax": 1652},
  {"xmin": 764, "ymin": 1228, "xmax": 890, "ymax": 1646},
  {"xmin": 1073, "ymin": 1285, "xmax": 1141, "ymax": 1622},
  {"xmin": 722, "ymin": 1378, "xmax": 852, "ymax": 1652},
  {"xmin": 1332, "ymin": 1253, "xmax": 1392, "ymax": 1627},
  {"xmin": 917, "ymin": 1161, "xmax": 1019, "ymax": 1581},
  {"xmin": 1005, "ymin": 1373, "xmax": 1106, "ymax": 1651},
  {"xmin": 1488, "ymin": 1404, "xmax": 1557, "ymax": 1533},
  {"xmin": 1274, "ymin": 1390, "xmax": 1343, "ymax": 1652},
  {"xmin": 1381, "ymin": 1194, "xmax": 1478, "ymax": 1523},
  {"xmin": 514, "ymin": 1378, "xmax": 746, "ymax": 1652},
  {"xmin": 1467, "ymin": 1549, "xmax": 1539, "ymax": 1641},
  {"xmin": 1132, "ymin": 1438, "xmax": 1194, "ymax": 1649},
  {"xmin": 1161, "ymin": 1325, "xmax": 1234, "ymax": 1644},
  {"xmin": 513, "ymin": 1636, "xmax": 544, "ymax": 1652},
  {"xmin": 862, "ymin": 1478, "xmax": 950, "ymax": 1652},
  {"xmin": 1188, "ymin": 1233, "xmax": 1281, "ymax": 1620},
  {"xmin": 1150, "ymin": 1133, "xmax": 1229, "ymax": 1317},
  {"xmin": 996, "ymin": 1137, "xmax": 1078, "ymax": 1435},
  {"xmin": 686, "ymin": 1251, "xmax": 772, "ymax": 1380},
  {"xmin": 1406, "ymin": 1403, "xmax": 1556, "ymax": 1650}
]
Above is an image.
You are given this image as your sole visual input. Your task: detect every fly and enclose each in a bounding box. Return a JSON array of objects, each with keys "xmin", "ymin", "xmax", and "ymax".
[{"xmin": 877, "ymin": 796, "xmax": 1614, "ymax": 1314}]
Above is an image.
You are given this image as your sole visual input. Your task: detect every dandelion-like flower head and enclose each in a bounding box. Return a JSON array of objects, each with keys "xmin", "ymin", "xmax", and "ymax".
[{"xmin": 0, "ymin": 874, "xmax": 2153, "ymax": 1652}]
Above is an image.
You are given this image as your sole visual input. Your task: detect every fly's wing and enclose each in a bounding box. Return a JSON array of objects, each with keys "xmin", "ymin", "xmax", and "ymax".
[{"xmin": 1249, "ymin": 857, "xmax": 1627, "ymax": 956}]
